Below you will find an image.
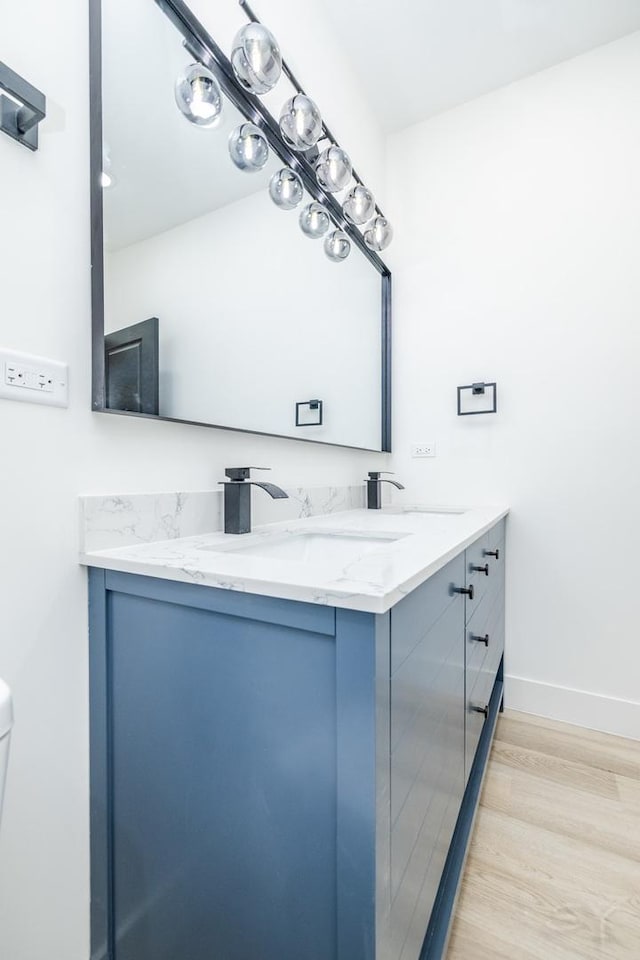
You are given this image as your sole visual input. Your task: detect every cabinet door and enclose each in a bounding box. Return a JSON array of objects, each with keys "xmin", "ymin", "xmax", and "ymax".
[
  {"xmin": 107, "ymin": 590, "xmax": 338, "ymax": 960},
  {"xmin": 388, "ymin": 553, "xmax": 465, "ymax": 960}
]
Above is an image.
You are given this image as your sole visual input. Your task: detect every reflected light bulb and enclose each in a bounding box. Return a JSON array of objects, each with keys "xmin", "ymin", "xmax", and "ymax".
[
  {"xmin": 299, "ymin": 202, "xmax": 331, "ymax": 239},
  {"xmin": 324, "ymin": 229, "xmax": 351, "ymax": 262},
  {"xmin": 175, "ymin": 63, "xmax": 223, "ymax": 128},
  {"xmin": 364, "ymin": 216, "xmax": 393, "ymax": 252},
  {"xmin": 231, "ymin": 23, "xmax": 282, "ymax": 95},
  {"xmin": 269, "ymin": 168, "xmax": 304, "ymax": 210},
  {"xmin": 228, "ymin": 122, "xmax": 269, "ymax": 172},
  {"xmin": 190, "ymin": 76, "xmax": 218, "ymax": 120}
]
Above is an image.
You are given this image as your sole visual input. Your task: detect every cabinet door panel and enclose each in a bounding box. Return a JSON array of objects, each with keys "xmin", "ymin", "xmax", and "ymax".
[
  {"xmin": 389, "ymin": 553, "xmax": 465, "ymax": 960},
  {"xmin": 391, "ymin": 597, "xmax": 461, "ymax": 766},
  {"xmin": 398, "ymin": 789, "xmax": 461, "ymax": 960},
  {"xmin": 108, "ymin": 591, "xmax": 338, "ymax": 960}
]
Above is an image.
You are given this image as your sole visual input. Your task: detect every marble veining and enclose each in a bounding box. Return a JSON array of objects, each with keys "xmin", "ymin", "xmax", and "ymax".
[
  {"xmin": 80, "ymin": 501, "xmax": 509, "ymax": 614},
  {"xmin": 80, "ymin": 485, "xmax": 365, "ymax": 553}
]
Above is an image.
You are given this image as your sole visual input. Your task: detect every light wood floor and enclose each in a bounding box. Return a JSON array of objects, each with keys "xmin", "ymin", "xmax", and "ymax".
[{"xmin": 446, "ymin": 709, "xmax": 640, "ymax": 960}]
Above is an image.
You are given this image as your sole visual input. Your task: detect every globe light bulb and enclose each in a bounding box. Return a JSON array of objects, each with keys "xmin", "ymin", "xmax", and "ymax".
[
  {"xmin": 279, "ymin": 95, "xmax": 323, "ymax": 151},
  {"xmin": 231, "ymin": 23, "xmax": 282, "ymax": 95},
  {"xmin": 343, "ymin": 184, "xmax": 376, "ymax": 225},
  {"xmin": 269, "ymin": 167, "xmax": 304, "ymax": 210},
  {"xmin": 228, "ymin": 123, "xmax": 269, "ymax": 172},
  {"xmin": 364, "ymin": 216, "xmax": 393, "ymax": 252},
  {"xmin": 299, "ymin": 202, "xmax": 330, "ymax": 239},
  {"xmin": 324, "ymin": 229, "xmax": 351, "ymax": 262},
  {"xmin": 175, "ymin": 63, "xmax": 223, "ymax": 128},
  {"xmin": 315, "ymin": 146, "xmax": 352, "ymax": 193}
]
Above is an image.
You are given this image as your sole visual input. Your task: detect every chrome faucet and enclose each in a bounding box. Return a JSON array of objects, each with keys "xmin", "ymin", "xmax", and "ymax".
[
  {"xmin": 366, "ymin": 471, "xmax": 405, "ymax": 510},
  {"xmin": 219, "ymin": 467, "xmax": 288, "ymax": 534}
]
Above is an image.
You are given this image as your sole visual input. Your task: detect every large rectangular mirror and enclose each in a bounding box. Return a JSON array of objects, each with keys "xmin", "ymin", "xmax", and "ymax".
[{"xmin": 90, "ymin": 0, "xmax": 391, "ymax": 451}]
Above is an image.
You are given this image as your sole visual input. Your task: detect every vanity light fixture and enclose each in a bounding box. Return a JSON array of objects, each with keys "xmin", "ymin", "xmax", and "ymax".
[
  {"xmin": 165, "ymin": 0, "xmax": 394, "ymax": 266},
  {"xmin": 0, "ymin": 61, "xmax": 46, "ymax": 151},
  {"xmin": 175, "ymin": 62, "xmax": 223, "ymax": 127},
  {"xmin": 236, "ymin": 1, "xmax": 393, "ymax": 252}
]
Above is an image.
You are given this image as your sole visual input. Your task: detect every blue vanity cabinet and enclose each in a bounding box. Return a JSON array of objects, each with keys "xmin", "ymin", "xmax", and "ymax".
[{"xmin": 88, "ymin": 522, "xmax": 505, "ymax": 960}]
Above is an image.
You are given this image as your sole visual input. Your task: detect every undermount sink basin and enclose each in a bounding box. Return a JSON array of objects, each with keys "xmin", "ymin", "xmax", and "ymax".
[{"xmin": 200, "ymin": 531, "xmax": 409, "ymax": 566}]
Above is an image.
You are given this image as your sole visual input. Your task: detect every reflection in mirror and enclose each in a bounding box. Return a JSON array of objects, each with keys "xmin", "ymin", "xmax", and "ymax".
[{"xmin": 97, "ymin": 0, "xmax": 390, "ymax": 451}]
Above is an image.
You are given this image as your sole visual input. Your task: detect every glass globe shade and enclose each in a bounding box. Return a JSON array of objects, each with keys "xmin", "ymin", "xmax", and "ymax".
[
  {"xmin": 315, "ymin": 146, "xmax": 352, "ymax": 193},
  {"xmin": 231, "ymin": 23, "xmax": 282, "ymax": 95},
  {"xmin": 324, "ymin": 229, "xmax": 351, "ymax": 262},
  {"xmin": 364, "ymin": 216, "xmax": 393, "ymax": 252},
  {"xmin": 228, "ymin": 123, "xmax": 269, "ymax": 172},
  {"xmin": 269, "ymin": 167, "xmax": 304, "ymax": 210},
  {"xmin": 279, "ymin": 95, "xmax": 323, "ymax": 151},
  {"xmin": 299, "ymin": 202, "xmax": 330, "ymax": 239},
  {"xmin": 175, "ymin": 63, "xmax": 223, "ymax": 128},
  {"xmin": 342, "ymin": 184, "xmax": 376, "ymax": 225}
]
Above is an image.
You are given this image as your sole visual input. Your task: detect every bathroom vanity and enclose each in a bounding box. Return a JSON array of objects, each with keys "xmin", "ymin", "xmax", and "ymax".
[{"xmin": 84, "ymin": 501, "xmax": 507, "ymax": 960}]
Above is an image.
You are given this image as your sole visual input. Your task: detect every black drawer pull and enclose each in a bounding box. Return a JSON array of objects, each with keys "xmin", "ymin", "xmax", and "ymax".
[
  {"xmin": 471, "ymin": 563, "xmax": 489, "ymax": 576},
  {"xmin": 452, "ymin": 584, "xmax": 474, "ymax": 599},
  {"xmin": 472, "ymin": 704, "xmax": 489, "ymax": 719},
  {"xmin": 484, "ymin": 548, "xmax": 500, "ymax": 560},
  {"xmin": 471, "ymin": 633, "xmax": 489, "ymax": 647}
]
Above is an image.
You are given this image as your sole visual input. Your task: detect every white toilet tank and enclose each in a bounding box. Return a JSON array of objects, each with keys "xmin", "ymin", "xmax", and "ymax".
[{"xmin": 0, "ymin": 678, "xmax": 13, "ymax": 824}]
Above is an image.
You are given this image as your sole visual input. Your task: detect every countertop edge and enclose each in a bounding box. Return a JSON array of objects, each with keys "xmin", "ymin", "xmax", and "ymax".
[{"xmin": 80, "ymin": 507, "xmax": 509, "ymax": 615}]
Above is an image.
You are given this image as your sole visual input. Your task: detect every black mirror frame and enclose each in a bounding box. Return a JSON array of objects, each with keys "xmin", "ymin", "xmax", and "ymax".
[{"xmin": 89, "ymin": 0, "xmax": 392, "ymax": 453}]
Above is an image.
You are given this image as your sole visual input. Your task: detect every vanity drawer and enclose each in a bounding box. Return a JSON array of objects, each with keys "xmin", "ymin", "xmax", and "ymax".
[
  {"xmin": 465, "ymin": 664, "xmax": 497, "ymax": 779},
  {"xmin": 464, "ymin": 520, "xmax": 505, "ymax": 624},
  {"xmin": 465, "ymin": 580, "xmax": 505, "ymax": 698},
  {"xmin": 465, "ymin": 602, "xmax": 505, "ymax": 778}
]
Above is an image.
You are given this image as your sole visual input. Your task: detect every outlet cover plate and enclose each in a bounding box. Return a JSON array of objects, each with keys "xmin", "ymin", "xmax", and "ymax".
[
  {"xmin": 0, "ymin": 349, "xmax": 69, "ymax": 408},
  {"xmin": 412, "ymin": 442, "xmax": 436, "ymax": 458}
]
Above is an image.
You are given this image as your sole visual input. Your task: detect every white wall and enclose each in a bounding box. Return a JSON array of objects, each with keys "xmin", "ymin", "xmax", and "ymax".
[
  {"xmin": 388, "ymin": 31, "xmax": 640, "ymax": 738},
  {"xmin": 105, "ymin": 189, "xmax": 382, "ymax": 448},
  {"xmin": 0, "ymin": 2, "xmax": 387, "ymax": 957}
]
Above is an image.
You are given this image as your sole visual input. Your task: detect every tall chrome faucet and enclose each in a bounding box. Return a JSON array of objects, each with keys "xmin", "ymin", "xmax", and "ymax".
[
  {"xmin": 219, "ymin": 467, "xmax": 288, "ymax": 534},
  {"xmin": 366, "ymin": 471, "xmax": 405, "ymax": 509}
]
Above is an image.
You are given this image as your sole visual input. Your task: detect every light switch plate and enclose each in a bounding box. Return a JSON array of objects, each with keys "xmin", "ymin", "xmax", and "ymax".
[{"xmin": 0, "ymin": 349, "xmax": 69, "ymax": 408}]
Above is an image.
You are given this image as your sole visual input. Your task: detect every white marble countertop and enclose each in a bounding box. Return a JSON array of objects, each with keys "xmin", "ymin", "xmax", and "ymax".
[{"xmin": 80, "ymin": 503, "xmax": 509, "ymax": 614}]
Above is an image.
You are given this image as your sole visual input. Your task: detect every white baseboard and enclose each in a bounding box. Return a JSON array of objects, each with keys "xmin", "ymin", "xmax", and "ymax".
[{"xmin": 504, "ymin": 674, "xmax": 640, "ymax": 741}]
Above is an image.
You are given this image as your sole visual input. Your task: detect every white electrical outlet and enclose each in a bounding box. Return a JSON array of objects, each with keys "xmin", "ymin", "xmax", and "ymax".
[
  {"xmin": 0, "ymin": 349, "xmax": 68, "ymax": 408},
  {"xmin": 412, "ymin": 442, "xmax": 436, "ymax": 458}
]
